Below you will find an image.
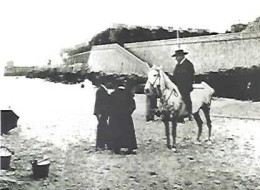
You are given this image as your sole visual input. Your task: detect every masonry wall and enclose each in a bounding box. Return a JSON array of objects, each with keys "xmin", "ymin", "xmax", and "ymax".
[
  {"xmin": 67, "ymin": 51, "xmax": 90, "ymax": 65},
  {"xmin": 87, "ymin": 44, "xmax": 149, "ymax": 76},
  {"xmin": 124, "ymin": 31, "xmax": 260, "ymax": 75},
  {"xmin": 4, "ymin": 66, "xmax": 35, "ymax": 76}
]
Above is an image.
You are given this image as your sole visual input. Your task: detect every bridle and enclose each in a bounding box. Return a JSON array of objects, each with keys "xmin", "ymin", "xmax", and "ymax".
[
  {"xmin": 149, "ymin": 69, "xmax": 161, "ymax": 88},
  {"xmin": 149, "ymin": 69, "xmax": 178, "ymax": 102}
]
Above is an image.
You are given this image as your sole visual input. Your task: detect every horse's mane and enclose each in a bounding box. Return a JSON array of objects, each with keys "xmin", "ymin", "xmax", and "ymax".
[
  {"xmin": 153, "ymin": 68, "xmax": 182, "ymax": 110},
  {"xmin": 159, "ymin": 69, "xmax": 180, "ymax": 95}
]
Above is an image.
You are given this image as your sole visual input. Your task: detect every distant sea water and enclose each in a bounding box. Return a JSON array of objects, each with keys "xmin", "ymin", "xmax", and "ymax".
[{"xmin": 0, "ymin": 76, "xmax": 98, "ymax": 149}]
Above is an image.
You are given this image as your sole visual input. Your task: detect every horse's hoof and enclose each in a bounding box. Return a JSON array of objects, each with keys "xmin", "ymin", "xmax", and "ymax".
[
  {"xmin": 172, "ymin": 144, "xmax": 177, "ymax": 149},
  {"xmin": 167, "ymin": 145, "xmax": 172, "ymax": 149}
]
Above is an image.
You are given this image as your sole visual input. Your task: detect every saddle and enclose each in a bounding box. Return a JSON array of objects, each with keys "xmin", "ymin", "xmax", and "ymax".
[
  {"xmin": 192, "ymin": 83, "xmax": 205, "ymax": 89},
  {"xmin": 178, "ymin": 83, "xmax": 205, "ymax": 118}
]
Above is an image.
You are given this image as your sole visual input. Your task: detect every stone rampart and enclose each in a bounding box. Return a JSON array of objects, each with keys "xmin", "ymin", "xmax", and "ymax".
[
  {"xmin": 4, "ymin": 66, "xmax": 35, "ymax": 76},
  {"xmin": 124, "ymin": 31, "xmax": 260, "ymax": 74},
  {"xmin": 87, "ymin": 44, "xmax": 149, "ymax": 76},
  {"xmin": 67, "ymin": 51, "xmax": 90, "ymax": 65}
]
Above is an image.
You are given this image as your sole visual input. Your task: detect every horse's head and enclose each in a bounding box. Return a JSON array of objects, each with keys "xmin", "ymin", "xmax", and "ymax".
[
  {"xmin": 145, "ymin": 65, "xmax": 182, "ymax": 112},
  {"xmin": 144, "ymin": 65, "xmax": 164, "ymax": 97}
]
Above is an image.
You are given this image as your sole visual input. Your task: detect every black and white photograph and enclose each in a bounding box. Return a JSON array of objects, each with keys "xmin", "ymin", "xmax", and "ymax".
[{"xmin": 1, "ymin": 0, "xmax": 260, "ymax": 189}]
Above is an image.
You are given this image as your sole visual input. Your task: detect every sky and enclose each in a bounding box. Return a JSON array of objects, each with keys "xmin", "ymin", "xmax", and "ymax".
[{"xmin": 0, "ymin": 0, "xmax": 259, "ymax": 71}]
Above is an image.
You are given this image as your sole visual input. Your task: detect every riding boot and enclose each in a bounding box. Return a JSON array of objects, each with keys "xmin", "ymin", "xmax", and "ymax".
[{"xmin": 187, "ymin": 103, "xmax": 193, "ymax": 121}]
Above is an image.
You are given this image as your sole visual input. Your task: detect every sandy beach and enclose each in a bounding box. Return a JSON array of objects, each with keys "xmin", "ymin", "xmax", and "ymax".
[{"xmin": 1, "ymin": 77, "xmax": 260, "ymax": 189}]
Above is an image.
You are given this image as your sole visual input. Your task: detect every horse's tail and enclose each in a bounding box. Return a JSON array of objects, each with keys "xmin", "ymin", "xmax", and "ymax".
[
  {"xmin": 199, "ymin": 81, "xmax": 215, "ymax": 106},
  {"xmin": 201, "ymin": 81, "xmax": 215, "ymax": 96}
]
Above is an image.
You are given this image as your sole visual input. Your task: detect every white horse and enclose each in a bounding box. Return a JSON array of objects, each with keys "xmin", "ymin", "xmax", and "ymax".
[{"xmin": 144, "ymin": 65, "xmax": 215, "ymax": 149}]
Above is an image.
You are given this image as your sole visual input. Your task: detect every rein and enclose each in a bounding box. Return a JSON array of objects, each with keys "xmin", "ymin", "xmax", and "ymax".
[
  {"xmin": 164, "ymin": 88, "xmax": 178, "ymax": 103},
  {"xmin": 149, "ymin": 72, "xmax": 160, "ymax": 87}
]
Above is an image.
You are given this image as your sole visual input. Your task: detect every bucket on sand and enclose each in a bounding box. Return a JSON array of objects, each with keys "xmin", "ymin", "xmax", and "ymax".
[
  {"xmin": 31, "ymin": 157, "xmax": 50, "ymax": 179},
  {"xmin": 0, "ymin": 146, "xmax": 13, "ymax": 170}
]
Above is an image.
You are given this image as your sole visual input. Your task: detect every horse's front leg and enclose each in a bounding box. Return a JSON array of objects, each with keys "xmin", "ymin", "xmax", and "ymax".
[
  {"xmin": 171, "ymin": 116, "xmax": 177, "ymax": 148},
  {"xmin": 162, "ymin": 113, "xmax": 171, "ymax": 149}
]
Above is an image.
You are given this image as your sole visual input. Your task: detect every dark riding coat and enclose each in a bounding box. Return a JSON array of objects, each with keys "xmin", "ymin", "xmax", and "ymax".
[
  {"xmin": 173, "ymin": 58, "xmax": 195, "ymax": 112},
  {"xmin": 173, "ymin": 58, "xmax": 195, "ymax": 94}
]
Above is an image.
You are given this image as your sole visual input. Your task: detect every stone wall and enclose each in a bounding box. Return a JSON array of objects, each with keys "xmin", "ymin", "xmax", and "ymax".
[
  {"xmin": 4, "ymin": 66, "xmax": 35, "ymax": 76},
  {"xmin": 67, "ymin": 51, "xmax": 90, "ymax": 65},
  {"xmin": 124, "ymin": 31, "xmax": 260, "ymax": 75},
  {"xmin": 87, "ymin": 44, "xmax": 149, "ymax": 76}
]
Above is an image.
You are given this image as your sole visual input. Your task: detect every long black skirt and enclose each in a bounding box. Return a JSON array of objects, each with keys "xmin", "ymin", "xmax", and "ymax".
[
  {"xmin": 96, "ymin": 115, "xmax": 110, "ymax": 149},
  {"xmin": 109, "ymin": 114, "xmax": 137, "ymax": 151}
]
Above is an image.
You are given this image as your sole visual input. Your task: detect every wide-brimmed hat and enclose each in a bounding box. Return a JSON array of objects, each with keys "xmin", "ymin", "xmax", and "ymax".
[{"xmin": 171, "ymin": 49, "xmax": 188, "ymax": 57}]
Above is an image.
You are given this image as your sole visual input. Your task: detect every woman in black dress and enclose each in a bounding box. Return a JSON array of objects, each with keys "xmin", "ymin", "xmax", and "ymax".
[{"xmin": 109, "ymin": 80, "xmax": 137, "ymax": 154}]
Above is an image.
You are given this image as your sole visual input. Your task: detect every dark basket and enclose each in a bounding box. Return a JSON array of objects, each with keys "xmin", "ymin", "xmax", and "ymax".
[
  {"xmin": 0, "ymin": 146, "xmax": 12, "ymax": 170},
  {"xmin": 0, "ymin": 155, "xmax": 11, "ymax": 170},
  {"xmin": 32, "ymin": 163, "xmax": 50, "ymax": 179}
]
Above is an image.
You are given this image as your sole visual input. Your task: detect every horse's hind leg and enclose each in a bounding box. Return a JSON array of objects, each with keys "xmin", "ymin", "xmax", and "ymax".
[
  {"xmin": 193, "ymin": 112, "xmax": 203, "ymax": 141},
  {"xmin": 202, "ymin": 104, "xmax": 212, "ymax": 141}
]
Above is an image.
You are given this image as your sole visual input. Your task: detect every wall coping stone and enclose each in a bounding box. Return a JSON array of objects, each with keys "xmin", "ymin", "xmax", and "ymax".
[{"xmin": 124, "ymin": 31, "xmax": 260, "ymax": 48}]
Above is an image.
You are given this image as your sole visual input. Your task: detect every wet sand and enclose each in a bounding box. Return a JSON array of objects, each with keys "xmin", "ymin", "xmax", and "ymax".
[{"xmin": 1, "ymin": 77, "xmax": 260, "ymax": 189}]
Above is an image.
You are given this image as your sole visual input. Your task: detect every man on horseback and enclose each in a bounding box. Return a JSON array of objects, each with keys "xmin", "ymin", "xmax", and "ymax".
[
  {"xmin": 145, "ymin": 61, "xmax": 214, "ymax": 147},
  {"xmin": 172, "ymin": 49, "xmax": 195, "ymax": 121}
]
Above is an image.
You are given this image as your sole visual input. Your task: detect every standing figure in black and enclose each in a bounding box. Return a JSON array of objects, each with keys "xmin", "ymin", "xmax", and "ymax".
[
  {"xmin": 172, "ymin": 49, "xmax": 195, "ymax": 120},
  {"xmin": 109, "ymin": 79, "xmax": 137, "ymax": 154},
  {"xmin": 93, "ymin": 77, "xmax": 110, "ymax": 151}
]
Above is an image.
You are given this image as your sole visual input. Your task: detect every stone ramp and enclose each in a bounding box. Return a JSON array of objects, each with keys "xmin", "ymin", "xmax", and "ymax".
[{"xmin": 88, "ymin": 43, "xmax": 149, "ymax": 77}]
